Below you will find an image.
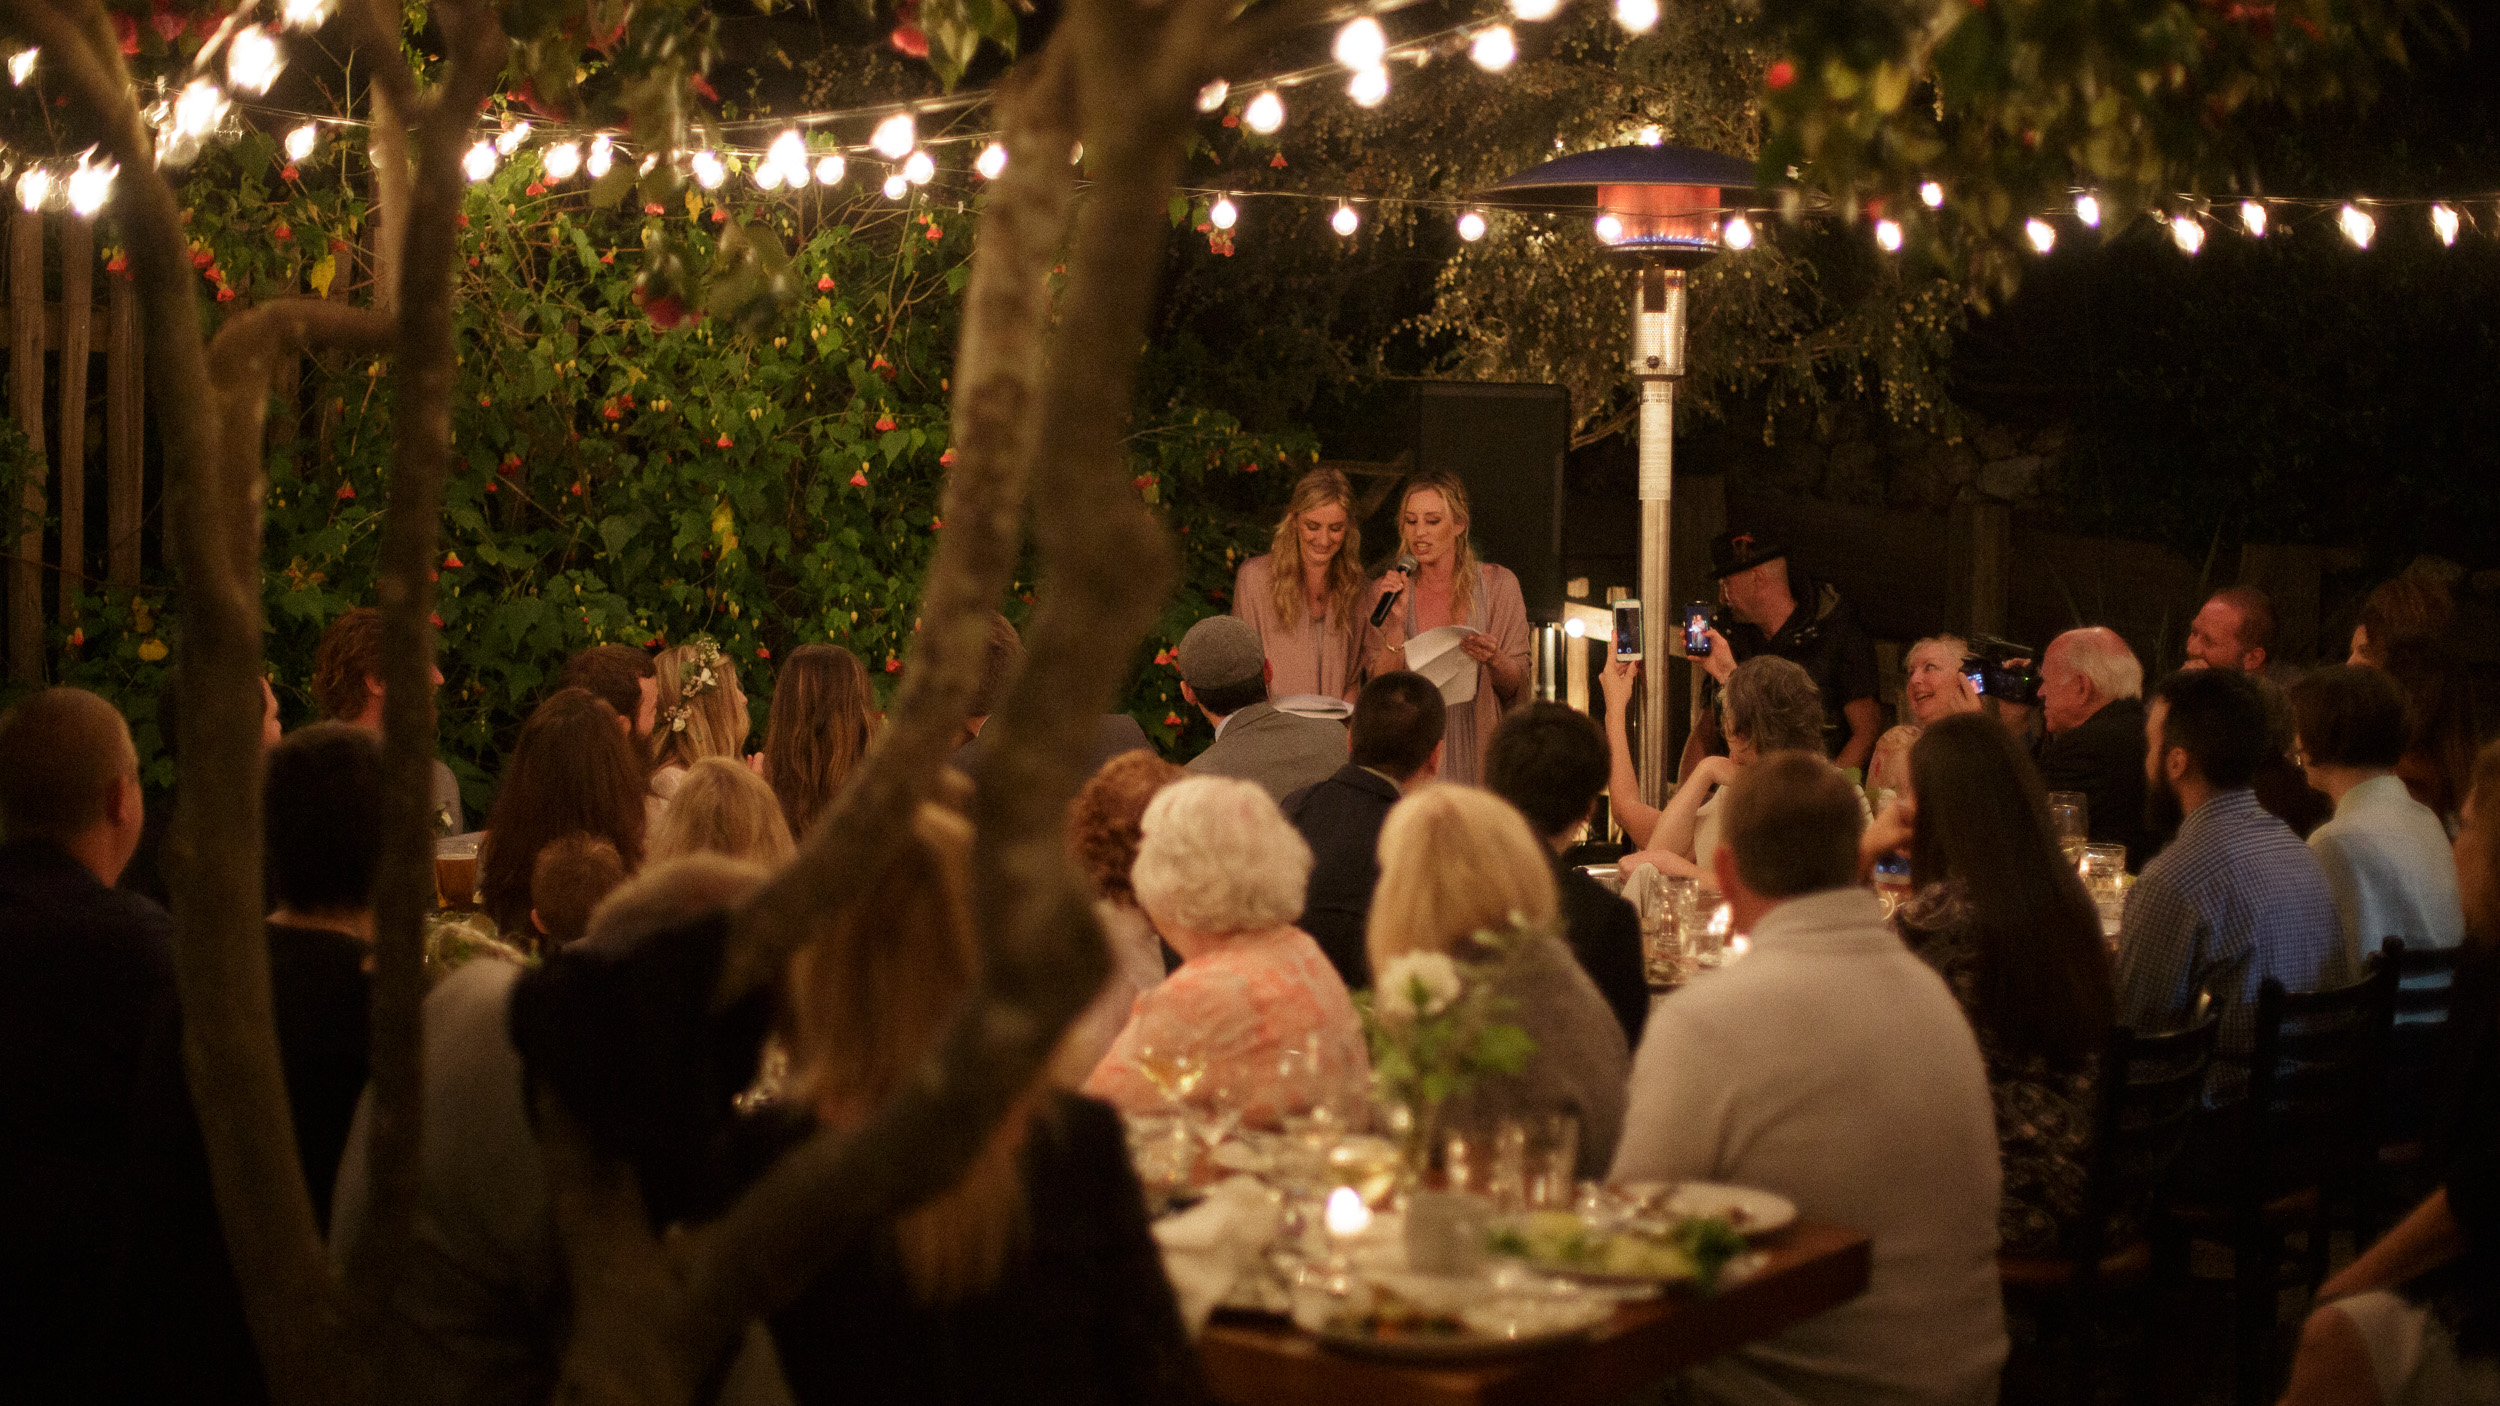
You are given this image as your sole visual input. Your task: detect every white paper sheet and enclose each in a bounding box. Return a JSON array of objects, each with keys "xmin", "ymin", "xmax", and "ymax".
[{"xmin": 1403, "ymin": 625, "xmax": 1483, "ymax": 707}]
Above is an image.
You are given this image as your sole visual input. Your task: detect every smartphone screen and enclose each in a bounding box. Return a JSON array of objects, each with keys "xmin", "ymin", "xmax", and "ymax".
[
  {"xmin": 1964, "ymin": 668, "xmax": 1988, "ymax": 697},
  {"xmin": 1613, "ymin": 600, "xmax": 1643, "ymax": 661},
  {"xmin": 1681, "ymin": 603, "xmax": 1712, "ymax": 657}
]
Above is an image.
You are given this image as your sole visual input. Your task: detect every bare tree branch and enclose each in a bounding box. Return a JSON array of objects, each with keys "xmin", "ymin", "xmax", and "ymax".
[{"xmin": 339, "ymin": 0, "xmax": 415, "ymax": 312}]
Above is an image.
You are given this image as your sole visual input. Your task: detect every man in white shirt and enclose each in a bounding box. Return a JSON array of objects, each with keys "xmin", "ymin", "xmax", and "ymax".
[
  {"xmin": 2290, "ymin": 664, "xmax": 2466, "ymax": 960},
  {"xmin": 1612, "ymin": 752, "xmax": 2006, "ymax": 1405}
]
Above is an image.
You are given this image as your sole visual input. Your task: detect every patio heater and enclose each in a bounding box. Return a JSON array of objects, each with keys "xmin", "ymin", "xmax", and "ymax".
[{"xmin": 1478, "ymin": 145, "xmax": 1759, "ymax": 809}]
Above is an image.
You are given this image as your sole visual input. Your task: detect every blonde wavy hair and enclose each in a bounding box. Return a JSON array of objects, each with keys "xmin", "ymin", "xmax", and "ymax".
[
  {"xmin": 1266, "ymin": 467, "xmax": 1366, "ymax": 632},
  {"xmin": 1365, "ymin": 783, "xmax": 1558, "ymax": 978},
  {"xmin": 652, "ymin": 639, "xmax": 750, "ymax": 770},
  {"xmin": 1398, "ymin": 469, "xmax": 1480, "ymax": 624},
  {"xmin": 648, "ymin": 757, "xmax": 795, "ymax": 867},
  {"xmin": 782, "ymin": 803, "xmax": 1039, "ymax": 1302}
]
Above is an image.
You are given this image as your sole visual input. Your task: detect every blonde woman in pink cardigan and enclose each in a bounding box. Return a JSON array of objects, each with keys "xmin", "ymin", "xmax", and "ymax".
[
  {"xmin": 1232, "ymin": 468, "xmax": 1369, "ymax": 702},
  {"xmin": 1361, "ymin": 471, "xmax": 1531, "ymax": 787}
]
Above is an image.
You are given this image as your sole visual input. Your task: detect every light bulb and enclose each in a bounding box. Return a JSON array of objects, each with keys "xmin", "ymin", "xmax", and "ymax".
[
  {"xmin": 2074, "ymin": 192, "xmax": 2101, "ymax": 228},
  {"xmin": 975, "ymin": 143, "xmax": 1007, "ymax": 180},
  {"xmin": 65, "ymin": 152, "xmax": 113, "ymax": 217},
  {"xmin": 1510, "ymin": 0, "xmax": 1561, "ymax": 20},
  {"xmin": 463, "ymin": 140, "xmax": 496, "ymax": 182},
  {"xmin": 1918, "ymin": 180, "xmax": 1944, "ymax": 209},
  {"xmin": 2432, "ymin": 204, "xmax": 2460, "ymax": 247},
  {"xmin": 902, "ymin": 149, "xmax": 935, "ymax": 184},
  {"xmin": 284, "ymin": 123, "xmax": 317, "ymax": 163},
  {"xmin": 541, "ymin": 141, "xmax": 580, "ymax": 180},
  {"xmin": 1723, "ymin": 213, "xmax": 1753, "ymax": 249},
  {"xmin": 1470, "ymin": 26, "xmax": 1517, "ymax": 71},
  {"xmin": 1348, "ymin": 66, "xmax": 1389, "ymax": 107},
  {"xmin": 586, "ymin": 134, "xmax": 614, "ymax": 179},
  {"xmin": 8, "ymin": 48, "xmax": 35, "ymax": 86},
  {"xmin": 1331, "ymin": 204, "xmax": 1359, "ymax": 237},
  {"xmin": 15, "ymin": 167, "xmax": 47, "ymax": 213},
  {"xmin": 755, "ymin": 161, "xmax": 783, "ymax": 192},
  {"xmin": 2024, "ymin": 217, "xmax": 2056, "ymax": 253},
  {"xmin": 691, "ymin": 150, "xmax": 726, "ymax": 189},
  {"xmin": 768, "ymin": 129, "xmax": 807, "ymax": 177},
  {"xmin": 1197, "ymin": 79, "xmax": 1229, "ymax": 112},
  {"xmin": 2339, "ymin": 204, "xmax": 2375, "ymax": 249},
  {"xmin": 815, "ymin": 153, "xmax": 846, "ymax": 186},
  {"xmin": 2240, "ymin": 200, "xmax": 2267, "ymax": 238},
  {"xmin": 1615, "ymin": 0, "xmax": 1660, "ymax": 33},
  {"xmin": 495, "ymin": 121, "xmax": 532, "ymax": 156},
  {"xmin": 224, "ymin": 25, "xmax": 283, "ymax": 96},
  {"xmin": 1210, "ymin": 195, "xmax": 1238, "ymax": 230},
  {"xmin": 1243, "ymin": 90, "xmax": 1284, "ymax": 134},
  {"xmin": 1593, "ymin": 212, "xmax": 1623, "ymax": 243},
  {"xmin": 871, "ymin": 112, "xmax": 916, "ymax": 160},
  {"xmin": 2169, "ymin": 214, "xmax": 2204, "ymax": 255},
  {"xmin": 279, "ymin": 0, "xmax": 334, "ymax": 30},
  {"xmin": 1635, "ymin": 124, "xmax": 1663, "ymax": 146},
  {"xmin": 1333, "ymin": 17, "xmax": 1386, "ymax": 70},
  {"xmin": 171, "ymin": 79, "xmax": 230, "ymax": 141},
  {"xmin": 883, "ymin": 173, "xmax": 909, "ymax": 199},
  {"xmin": 1456, "ymin": 210, "xmax": 1487, "ymax": 242},
  {"xmin": 1873, "ymin": 218, "xmax": 1903, "ymax": 252}
]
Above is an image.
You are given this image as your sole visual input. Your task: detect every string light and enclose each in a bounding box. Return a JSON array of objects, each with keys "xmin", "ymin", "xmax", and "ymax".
[
  {"xmin": 903, "ymin": 149, "xmax": 936, "ymax": 184},
  {"xmin": 2339, "ymin": 203, "xmax": 2375, "ymax": 248},
  {"xmin": 462, "ymin": 139, "xmax": 496, "ymax": 182},
  {"xmin": 871, "ymin": 113, "xmax": 917, "ymax": 160},
  {"xmin": 541, "ymin": 141, "xmax": 581, "ymax": 180},
  {"xmin": 1331, "ymin": 203, "xmax": 1359, "ymax": 237},
  {"xmin": 882, "ymin": 172, "xmax": 909, "ymax": 200},
  {"xmin": 1723, "ymin": 213, "xmax": 1753, "ymax": 249},
  {"xmin": 171, "ymin": 79, "xmax": 231, "ymax": 141},
  {"xmin": 279, "ymin": 0, "xmax": 335, "ymax": 29},
  {"xmin": 1471, "ymin": 26, "xmax": 1517, "ymax": 71},
  {"xmin": 1210, "ymin": 195, "xmax": 1238, "ymax": 230},
  {"xmin": 496, "ymin": 121, "xmax": 533, "ymax": 156},
  {"xmin": 8, "ymin": 48, "xmax": 35, "ymax": 87},
  {"xmin": 974, "ymin": 142, "xmax": 1007, "ymax": 179},
  {"xmin": 586, "ymin": 133, "xmax": 614, "ymax": 179},
  {"xmin": 755, "ymin": 162, "xmax": 784, "ymax": 192},
  {"xmin": 1348, "ymin": 66, "xmax": 1390, "ymax": 107},
  {"xmin": 768, "ymin": 129, "xmax": 810, "ymax": 185},
  {"xmin": 1615, "ymin": 0, "xmax": 1660, "ymax": 33},
  {"xmin": 691, "ymin": 149, "xmax": 726, "ymax": 189},
  {"xmin": 1918, "ymin": 181, "xmax": 1944, "ymax": 209},
  {"xmin": 1873, "ymin": 218, "xmax": 1903, "ymax": 251},
  {"xmin": 16, "ymin": 167, "xmax": 49, "ymax": 213},
  {"xmin": 2024, "ymin": 217, "xmax": 2056, "ymax": 253},
  {"xmin": 815, "ymin": 153, "xmax": 846, "ymax": 186},
  {"xmin": 1635, "ymin": 125, "xmax": 1663, "ymax": 146},
  {"xmin": 284, "ymin": 122, "xmax": 318, "ymax": 162},
  {"xmin": 2074, "ymin": 193, "xmax": 2101, "ymax": 228},
  {"xmin": 1333, "ymin": 17, "xmax": 1386, "ymax": 70},
  {"xmin": 225, "ymin": 26, "xmax": 283, "ymax": 96},
  {"xmin": 1457, "ymin": 209, "xmax": 1487, "ymax": 242},
  {"xmin": 65, "ymin": 152, "xmax": 113, "ymax": 217},
  {"xmin": 1593, "ymin": 212, "xmax": 1623, "ymax": 243},
  {"xmin": 2432, "ymin": 203, "xmax": 2460, "ymax": 247},
  {"xmin": 1244, "ymin": 90, "xmax": 1285, "ymax": 134},
  {"xmin": 2240, "ymin": 200, "xmax": 2267, "ymax": 238},
  {"xmin": 1510, "ymin": 0, "xmax": 1562, "ymax": 19},
  {"xmin": 1196, "ymin": 79, "xmax": 1229, "ymax": 113},
  {"xmin": 2169, "ymin": 214, "xmax": 2204, "ymax": 255}
]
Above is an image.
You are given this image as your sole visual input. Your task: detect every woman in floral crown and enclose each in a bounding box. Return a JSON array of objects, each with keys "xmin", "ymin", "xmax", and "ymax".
[
  {"xmin": 650, "ymin": 636, "xmax": 752, "ymax": 806},
  {"xmin": 1368, "ymin": 783, "xmax": 1627, "ymax": 1177}
]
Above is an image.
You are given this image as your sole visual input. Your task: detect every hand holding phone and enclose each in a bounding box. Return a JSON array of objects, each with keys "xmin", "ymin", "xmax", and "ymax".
[{"xmin": 1612, "ymin": 600, "xmax": 1644, "ymax": 662}]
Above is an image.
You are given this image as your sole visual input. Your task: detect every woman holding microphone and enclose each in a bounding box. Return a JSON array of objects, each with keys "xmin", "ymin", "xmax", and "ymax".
[
  {"xmin": 1362, "ymin": 469, "xmax": 1530, "ymax": 786},
  {"xmin": 1233, "ymin": 468, "xmax": 1370, "ymax": 702}
]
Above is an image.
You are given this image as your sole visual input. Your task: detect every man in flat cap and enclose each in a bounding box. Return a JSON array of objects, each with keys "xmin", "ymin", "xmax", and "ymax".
[
  {"xmin": 1680, "ymin": 529, "xmax": 1881, "ymax": 780},
  {"xmin": 1178, "ymin": 616, "xmax": 1349, "ymax": 801}
]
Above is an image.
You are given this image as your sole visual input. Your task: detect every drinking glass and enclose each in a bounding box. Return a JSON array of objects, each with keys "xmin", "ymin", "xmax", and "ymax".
[
  {"xmin": 433, "ymin": 833, "xmax": 482, "ymax": 912},
  {"xmin": 2047, "ymin": 792, "xmax": 2090, "ymax": 864},
  {"xmin": 1487, "ymin": 1118, "xmax": 1530, "ymax": 1210},
  {"xmin": 2080, "ymin": 843, "xmax": 2128, "ymax": 941},
  {"xmin": 1530, "ymin": 1112, "xmax": 1580, "ymax": 1210},
  {"xmin": 1133, "ymin": 1041, "xmax": 1207, "ymax": 1109}
]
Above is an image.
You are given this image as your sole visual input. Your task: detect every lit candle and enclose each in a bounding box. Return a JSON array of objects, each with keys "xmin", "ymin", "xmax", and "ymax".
[{"xmin": 1325, "ymin": 1185, "xmax": 1372, "ymax": 1238}]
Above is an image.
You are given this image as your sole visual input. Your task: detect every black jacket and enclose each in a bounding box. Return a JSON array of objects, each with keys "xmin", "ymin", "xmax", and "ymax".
[
  {"xmin": 1556, "ymin": 863, "xmax": 1649, "ymax": 1050},
  {"xmin": 2037, "ymin": 696, "xmax": 2154, "ymax": 870},
  {"xmin": 1282, "ymin": 764, "xmax": 1403, "ymax": 992}
]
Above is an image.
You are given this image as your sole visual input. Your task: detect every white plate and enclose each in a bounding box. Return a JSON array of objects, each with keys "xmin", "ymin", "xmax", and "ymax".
[{"xmin": 1655, "ymin": 1181, "xmax": 1796, "ymax": 1237}]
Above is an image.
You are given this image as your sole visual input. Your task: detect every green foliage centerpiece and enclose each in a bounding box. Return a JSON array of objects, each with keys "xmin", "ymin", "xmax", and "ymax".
[{"xmin": 1358, "ymin": 919, "xmax": 1539, "ymax": 1188}]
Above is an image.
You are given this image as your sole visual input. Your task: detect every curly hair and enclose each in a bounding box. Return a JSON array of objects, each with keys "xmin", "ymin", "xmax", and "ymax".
[
  {"xmin": 1720, "ymin": 654, "xmax": 1828, "ymax": 755},
  {"xmin": 1130, "ymin": 775, "xmax": 1311, "ymax": 935},
  {"xmin": 1065, "ymin": 749, "xmax": 1187, "ymax": 907},
  {"xmin": 312, "ymin": 607, "xmax": 386, "ymax": 722}
]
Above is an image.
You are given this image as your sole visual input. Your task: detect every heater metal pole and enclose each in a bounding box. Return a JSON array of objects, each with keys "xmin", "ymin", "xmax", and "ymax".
[{"xmin": 1630, "ymin": 264, "xmax": 1687, "ymax": 808}]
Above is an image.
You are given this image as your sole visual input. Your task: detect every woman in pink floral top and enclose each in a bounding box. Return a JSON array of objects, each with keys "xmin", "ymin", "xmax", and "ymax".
[{"xmin": 1085, "ymin": 777, "xmax": 1369, "ymax": 1122}]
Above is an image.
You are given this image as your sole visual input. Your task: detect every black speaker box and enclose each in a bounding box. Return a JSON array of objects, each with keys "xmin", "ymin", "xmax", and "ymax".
[{"xmin": 1367, "ymin": 380, "xmax": 1569, "ymax": 621}]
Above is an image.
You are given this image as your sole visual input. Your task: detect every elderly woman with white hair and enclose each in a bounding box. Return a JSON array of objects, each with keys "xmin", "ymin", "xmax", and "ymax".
[
  {"xmin": 1084, "ymin": 775, "xmax": 1370, "ymax": 1121},
  {"xmin": 1865, "ymin": 634, "xmax": 1980, "ymax": 802}
]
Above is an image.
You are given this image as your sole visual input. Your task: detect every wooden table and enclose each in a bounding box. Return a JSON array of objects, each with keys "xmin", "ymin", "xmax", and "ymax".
[{"xmin": 1198, "ymin": 1220, "xmax": 1871, "ymax": 1406}]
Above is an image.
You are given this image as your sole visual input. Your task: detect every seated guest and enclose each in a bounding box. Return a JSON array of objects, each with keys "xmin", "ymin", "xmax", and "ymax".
[
  {"xmin": 2383, "ymin": 638, "xmax": 2480, "ymax": 833},
  {"xmin": 263, "ymin": 722, "xmax": 387, "ymax": 1230},
  {"xmin": 2349, "ymin": 573, "xmax": 2456, "ymax": 668},
  {"xmin": 1485, "ymin": 701, "xmax": 1649, "ymax": 1049},
  {"xmin": 2035, "ymin": 625, "xmax": 2155, "ymax": 868},
  {"xmin": 1864, "ymin": 713, "xmax": 2114, "ymax": 1258},
  {"xmin": 2279, "ymin": 739, "xmax": 2500, "ymax": 1406},
  {"xmin": 1614, "ymin": 752, "xmax": 2005, "ymax": 1404},
  {"xmin": 1614, "ymin": 654, "xmax": 1828, "ymax": 881},
  {"xmin": 2118, "ymin": 668, "xmax": 2347, "ymax": 1098},
  {"xmin": 756, "ymin": 643, "xmax": 877, "ymax": 840},
  {"xmin": 2291, "ymin": 664, "xmax": 2466, "ymax": 959},
  {"xmin": 0, "ymin": 688, "xmax": 259, "ymax": 1401},
  {"xmin": 1059, "ymin": 750, "xmax": 1188, "ymax": 1081},
  {"xmin": 952, "ymin": 612, "xmax": 1151, "ymax": 779},
  {"xmin": 647, "ymin": 756, "xmax": 797, "ymax": 867},
  {"xmin": 650, "ymin": 636, "xmax": 751, "ymax": 804},
  {"xmin": 1086, "ymin": 777, "xmax": 1368, "ymax": 1121},
  {"xmin": 1178, "ymin": 614, "xmax": 1348, "ymax": 801},
  {"xmin": 1864, "ymin": 633, "xmax": 1979, "ymax": 804},
  {"xmin": 479, "ymin": 688, "xmax": 647, "ymax": 947},
  {"xmin": 528, "ymin": 835, "xmax": 629, "ymax": 949},
  {"xmin": 2251, "ymin": 672, "xmax": 2337, "ymax": 838},
  {"xmin": 2185, "ymin": 585, "xmax": 2280, "ymax": 675},
  {"xmin": 1370, "ymin": 784, "xmax": 1629, "ymax": 1178},
  {"xmin": 560, "ymin": 643, "xmax": 660, "ymax": 744},
  {"xmin": 1283, "ymin": 672, "xmax": 1445, "ymax": 991},
  {"xmin": 316, "ymin": 604, "xmax": 467, "ymax": 832}
]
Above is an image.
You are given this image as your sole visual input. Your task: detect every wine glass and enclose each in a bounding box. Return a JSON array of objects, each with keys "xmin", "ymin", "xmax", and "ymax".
[{"xmin": 1132, "ymin": 1040, "xmax": 1207, "ymax": 1109}]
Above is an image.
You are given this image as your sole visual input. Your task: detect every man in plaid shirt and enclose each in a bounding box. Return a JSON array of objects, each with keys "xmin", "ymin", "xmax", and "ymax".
[{"xmin": 2117, "ymin": 667, "xmax": 2349, "ymax": 1101}]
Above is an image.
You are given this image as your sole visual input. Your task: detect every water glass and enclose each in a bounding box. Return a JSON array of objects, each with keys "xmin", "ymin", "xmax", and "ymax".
[
  {"xmin": 2047, "ymin": 791, "xmax": 2089, "ymax": 862},
  {"xmin": 2080, "ymin": 843, "xmax": 2128, "ymax": 941},
  {"xmin": 1530, "ymin": 1112, "xmax": 1580, "ymax": 1210},
  {"xmin": 1487, "ymin": 1118, "xmax": 1530, "ymax": 1210}
]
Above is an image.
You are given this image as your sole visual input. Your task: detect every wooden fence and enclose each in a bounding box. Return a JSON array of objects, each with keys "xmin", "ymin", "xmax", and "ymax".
[{"xmin": 3, "ymin": 207, "xmax": 146, "ymax": 685}]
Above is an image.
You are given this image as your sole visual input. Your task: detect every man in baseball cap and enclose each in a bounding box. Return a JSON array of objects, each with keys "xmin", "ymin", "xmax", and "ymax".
[
  {"xmin": 1178, "ymin": 615, "xmax": 1349, "ymax": 801},
  {"xmin": 1676, "ymin": 528, "xmax": 1880, "ymax": 781}
]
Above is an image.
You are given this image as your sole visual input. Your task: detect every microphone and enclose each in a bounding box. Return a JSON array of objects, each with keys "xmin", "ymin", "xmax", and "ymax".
[{"xmin": 1370, "ymin": 553, "xmax": 1419, "ymax": 628}]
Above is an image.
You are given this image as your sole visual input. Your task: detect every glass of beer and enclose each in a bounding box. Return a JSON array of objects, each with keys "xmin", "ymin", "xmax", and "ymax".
[{"xmin": 433, "ymin": 833, "xmax": 482, "ymax": 912}]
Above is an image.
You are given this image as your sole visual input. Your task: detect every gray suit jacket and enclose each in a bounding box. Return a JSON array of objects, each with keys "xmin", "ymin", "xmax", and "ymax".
[{"xmin": 1187, "ymin": 701, "xmax": 1347, "ymax": 802}]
